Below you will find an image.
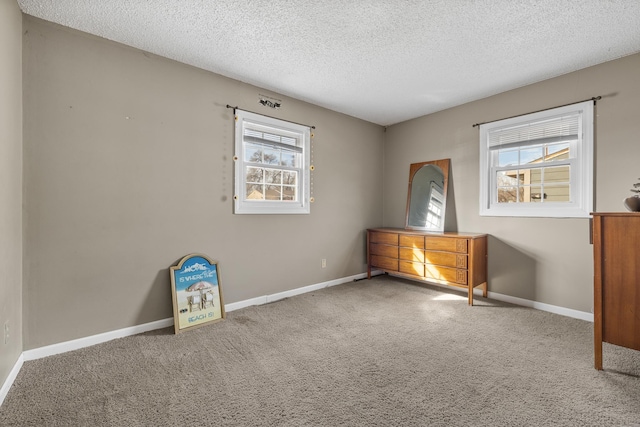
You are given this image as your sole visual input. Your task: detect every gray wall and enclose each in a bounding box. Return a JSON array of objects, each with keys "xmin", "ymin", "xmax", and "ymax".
[
  {"xmin": 14, "ymin": 9, "xmax": 640, "ymax": 356},
  {"xmin": 0, "ymin": 0, "xmax": 23, "ymax": 388},
  {"xmin": 384, "ymin": 53, "xmax": 640, "ymax": 313},
  {"xmin": 22, "ymin": 17, "xmax": 384, "ymax": 349}
]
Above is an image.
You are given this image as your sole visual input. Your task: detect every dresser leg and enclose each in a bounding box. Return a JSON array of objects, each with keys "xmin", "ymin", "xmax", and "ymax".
[
  {"xmin": 595, "ymin": 341, "xmax": 603, "ymax": 370},
  {"xmin": 468, "ymin": 284, "xmax": 473, "ymax": 306},
  {"xmin": 594, "ymin": 323, "xmax": 603, "ymax": 370},
  {"xmin": 482, "ymin": 282, "xmax": 488, "ymax": 298}
]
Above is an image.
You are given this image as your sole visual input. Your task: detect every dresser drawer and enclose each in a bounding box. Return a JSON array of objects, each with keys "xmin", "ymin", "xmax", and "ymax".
[
  {"xmin": 370, "ymin": 243, "xmax": 399, "ymax": 259},
  {"xmin": 424, "ymin": 237, "xmax": 468, "ymax": 253},
  {"xmin": 424, "ymin": 251, "xmax": 467, "ymax": 268},
  {"xmin": 399, "ymin": 234, "xmax": 425, "ymax": 249},
  {"xmin": 400, "ymin": 260, "xmax": 425, "ymax": 277},
  {"xmin": 370, "ymin": 231, "xmax": 399, "ymax": 245},
  {"xmin": 371, "ymin": 255, "xmax": 398, "ymax": 271},
  {"xmin": 424, "ymin": 265, "xmax": 468, "ymax": 284},
  {"xmin": 399, "ymin": 247, "xmax": 425, "ymax": 263}
]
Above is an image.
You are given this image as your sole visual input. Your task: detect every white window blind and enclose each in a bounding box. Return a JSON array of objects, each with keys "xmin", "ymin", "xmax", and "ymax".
[{"xmin": 487, "ymin": 113, "xmax": 580, "ymax": 149}]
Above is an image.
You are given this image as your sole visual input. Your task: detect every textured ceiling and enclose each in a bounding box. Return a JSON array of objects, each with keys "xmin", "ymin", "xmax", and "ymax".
[{"xmin": 17, "ymin": 0, "xmax": 640, "ymax": 126}]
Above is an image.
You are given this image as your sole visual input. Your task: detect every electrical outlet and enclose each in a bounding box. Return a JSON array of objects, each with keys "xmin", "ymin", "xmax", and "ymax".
[
  {"xmin": 321, "ymin": 259, "xmax": 327, "ymax": 268},
  {"xmin": 4, "ymin": 321, "xmax": 8, "ymax": 345}
]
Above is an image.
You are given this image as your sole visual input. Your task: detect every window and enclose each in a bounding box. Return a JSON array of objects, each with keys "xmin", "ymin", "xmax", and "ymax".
[
  {"xmin": 479, "ymin": 100, "xmax": 594, "ymax": 218},
  {"xmin": 234, "ymin": 110, "xmax": 311, "ymax": 214}
]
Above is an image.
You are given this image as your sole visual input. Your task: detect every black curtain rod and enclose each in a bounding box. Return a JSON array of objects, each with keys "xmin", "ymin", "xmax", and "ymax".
[
  {"xmin": 226, "ymin": 105, "xmax": 316, "ymax": 130},
  {"xmin": 472, "ymin": 96, "xmax": 601, "ymax": 128}
]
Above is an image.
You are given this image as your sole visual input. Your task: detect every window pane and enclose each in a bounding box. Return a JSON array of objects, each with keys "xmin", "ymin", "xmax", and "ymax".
[
  {"xmin": 245, "ymin": 144, "xmax": 262, "ymax": 162},
  {"xmin": 265, "ymin": 185, "xmax": 283, "ymax": 200},
  {"xmin": 497, "ymin": 187, "xmax": 523, "ymax": 203},
  {"xmin": 520, "ymin": 146, "xmax": 544, "ymax": 165},
  {"xmin": 246, "ymin": 184, "xmax": 264, "ymax": 199},
  {"xmin": 528, "ymin": 186, "xmax": 544, "ymax": 203},
  {"xmin": 544, "ymin": 165, "xmax": 570, "ymax": 184},
  {"xmin": 245, "ymin": 167, "xmax": 263, "ymax": 184},
  {"xmin": 282, "ymin": 170, "xmax": 297, "ymax": 185},
  {"xmin": 263, "ymin": 148, "xmax": 280, "ymax": 164},
  {"xmin": 497, "ymin": 149, "xmax": 518, "ymax": 167},
  {"xmin": 282, "ymin": 151, "xmax": 298, "ymax": 167},
  {"xmin": 265, "ymin": 169, "xmax": 282, "ymax": 184},
  {"xmin": 545, "ymin": 142, "xmax": 569, "ymax": 161},
  {"xmin": 529, "ymin": 167, "xmax": 543, "ymax": 185},
  {"xmin": 282, "ymin": 185, "xmax": 296, "ymax": 201},
  {"xmin": 544, "ymin": 184, "xmax": 571, "ymax": 202},
  {"xmin": 497, "ymin": 170, "xmax": 523, "ymax": 186}
]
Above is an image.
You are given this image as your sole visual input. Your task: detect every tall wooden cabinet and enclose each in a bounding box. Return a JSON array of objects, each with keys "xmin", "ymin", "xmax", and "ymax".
[
  {"xmin": 592, "ymin": 213, "xmax": 640, "ymax": 370},
  {"xmin": 367, "ymin": 228, "xmax": 488, "ymax": 305}
]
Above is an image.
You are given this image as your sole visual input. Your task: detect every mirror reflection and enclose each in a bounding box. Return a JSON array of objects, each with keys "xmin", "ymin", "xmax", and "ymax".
[{"xmin": 405, "ymin": 159, "xmax": 450, "ymax": 231}]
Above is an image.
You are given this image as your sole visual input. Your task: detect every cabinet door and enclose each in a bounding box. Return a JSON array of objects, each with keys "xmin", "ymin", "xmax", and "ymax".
[{"xmin": 600, "ymin": 216, "xmax": 640, "ymax": 351}]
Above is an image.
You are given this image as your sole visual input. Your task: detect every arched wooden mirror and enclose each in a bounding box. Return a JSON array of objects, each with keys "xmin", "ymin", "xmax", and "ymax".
[{"xmin": 405, "ymin": 158, "xmax": 450, "ymax": 231}]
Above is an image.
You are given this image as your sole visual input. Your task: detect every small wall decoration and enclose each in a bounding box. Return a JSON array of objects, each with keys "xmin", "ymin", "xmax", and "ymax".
[
  {"xmin": 258, "ymin": 93, "xmax": 281, "ymax": 109},
  {"xmin": 170, "ymin": 253, "xmax": 225, "ymax": 334}
]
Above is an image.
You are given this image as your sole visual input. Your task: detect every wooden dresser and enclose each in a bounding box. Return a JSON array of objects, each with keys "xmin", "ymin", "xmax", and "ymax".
[
  {"xmin": 367, "ymin": 228, "xmax": 488, "ymax": 305},
  {"xmin": 592, "ymin": 213, "xmax": 640, "ymax": 370}
]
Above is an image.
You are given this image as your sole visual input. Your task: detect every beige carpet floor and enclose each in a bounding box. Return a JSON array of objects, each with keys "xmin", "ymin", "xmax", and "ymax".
[{"xmin": 1, "ymin": 275, "xmax": 639, "ymax": 426}]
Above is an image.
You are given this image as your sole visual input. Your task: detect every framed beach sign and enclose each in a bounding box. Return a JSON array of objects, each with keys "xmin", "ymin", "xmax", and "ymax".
[{"xmin": 170, "ymin": 253, "xmax": 225, "ymax": 334}]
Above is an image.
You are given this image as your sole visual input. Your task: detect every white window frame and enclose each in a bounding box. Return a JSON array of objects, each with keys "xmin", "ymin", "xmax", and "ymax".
[
  {"xmin": 479, "ymin": 101, "xmax": 594, "ymax": 218},
  {"xmin": 234, "ymin": 110, "xmax": 311, "ymax": 214}
]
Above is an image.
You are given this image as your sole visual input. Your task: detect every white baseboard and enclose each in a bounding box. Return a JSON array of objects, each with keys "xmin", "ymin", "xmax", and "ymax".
[
  {"xmin": 265, "ymin": 272, "xmax": 370, "ymax": 303},
  {"xmin": 483, "ymin": 290, "xmax": 593, "ymax": 322},
  {"xmin": 225, "ymin": 272, "xmax": 371, "ymax": 311},
  {"xmin": 225, "ymin": 295, "xmax": 268, "ymax": 312},
  {"xmin": 18, "ymin": 274, "xmax": 594, "ymax": 362},
  {"xmin": 24, "ymin": 272, "xmax": 371, "ymax": 362},
  {"xmin": 2, "ymin": 270, "xmax": 591, "ymax": 409},
  {"xmin": 0, "ymin": 354, "xmax": 24, "ymax": 407},
  {"xmin": 22, "ymin": 318, "xmax": 174, "ymax": 361},
  {"xmin": 387, "ymin": 272, "xmax": 593, "ymax": 322}
]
